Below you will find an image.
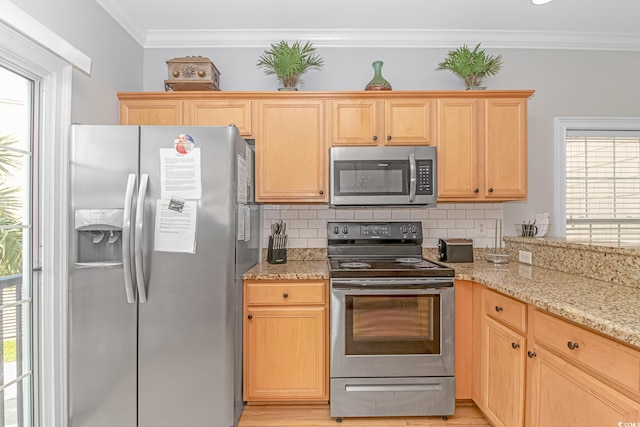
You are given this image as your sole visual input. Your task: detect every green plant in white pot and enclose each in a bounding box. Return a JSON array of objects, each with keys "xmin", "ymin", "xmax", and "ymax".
[
  {"xmin": 256, "ymin": 40, "xmax": 324, "ymax": 90},
  {"xmin": 437, "ymin": 43, "xmax": 503, "ymax": 89}
]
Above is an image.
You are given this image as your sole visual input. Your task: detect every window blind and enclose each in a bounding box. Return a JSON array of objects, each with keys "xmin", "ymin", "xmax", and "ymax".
[{"xmin": 565, "ymin": 130, "xmax": 640, "ymax": 244}]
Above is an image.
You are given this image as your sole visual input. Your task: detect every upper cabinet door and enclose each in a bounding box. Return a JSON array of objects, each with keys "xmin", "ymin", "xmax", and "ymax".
[
  {"xmin": 384, "ymin": 99, "xmax": 435, "ymax": 145},
  {"xmin": 256, "ymin": 100, "xmax": 328, "ymax": 203},
  {"xmin": 483, "ymin": 99, "xmax": 527, "ymax": 200},
  {"xmin": 183, "ymin": 99, "xmax": 253, "ymax": 137},
  {"xmin": 331, "ymin": 99, "xmax": 380, "ymax": 146},
  {"xmin": 436, "ymin": 99, "xmax": 481, "ymax": 199},
  {"xmin": 119, "ymin": 99, "xmax": 183, "ymax": 125}
]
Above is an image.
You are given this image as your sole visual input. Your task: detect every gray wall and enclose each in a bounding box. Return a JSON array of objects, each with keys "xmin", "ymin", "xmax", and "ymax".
[
  {"xmin": 145, "ymin": 47, "xmax": 640, "ymax": 235},
  {"xmin": 8, "ymin": 0, "xmax": 144, "ymax": 124}
]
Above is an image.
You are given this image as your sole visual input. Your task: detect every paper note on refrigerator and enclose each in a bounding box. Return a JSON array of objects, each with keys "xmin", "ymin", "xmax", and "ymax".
[
  {"xmin": 154, "ymin": 199, "xmax": 197, "ymax": 254},
  {"xmin": 160, "ymin": 148, "xmax": 202, "ymax": 200},
  {"xmin": 237, "ymin": 155, "xmax": 248, "ymax": 204}
]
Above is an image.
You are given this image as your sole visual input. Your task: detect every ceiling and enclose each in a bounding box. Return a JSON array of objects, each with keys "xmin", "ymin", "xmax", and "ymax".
[{"xmin": 96, "ymin": 0, "xmax": 640, "ymax": 51}]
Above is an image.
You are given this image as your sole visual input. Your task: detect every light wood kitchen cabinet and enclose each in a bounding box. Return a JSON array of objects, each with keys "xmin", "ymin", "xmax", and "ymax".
[
  {"xmin": 255, "ymin": 99, "xmax": 328, "ymax": 203},
  {"xmin": 527, "ymin": 346, "xmax": 640, "ymax": 426},
  {"xmin": 470, "ymin": 284, "xmax": 640, "ymax": 427},
  {"xmin": 330, "ymin": 98, "xmax": 435, "ymax": 146},
  {"xmin": 478, "ymin": 288, "xmax": 527, "ymax": 427},
  {"xmin": 528, "ymin": 309, "xmax": 640, "ymax": 427},
  {"xmin": 183, "ymin": 99, "xmax": 253, "ymax": 136},
  {"xmin": 436, "ymin": 97, "xmax": 528, "ymax": 201},
  {"xmin": 243, "ymin": 280, "xmax": 328, "ymax": 402},
  {"xmin": 119, "ymin": 98, "xmax": 183, "ymax": 125}
]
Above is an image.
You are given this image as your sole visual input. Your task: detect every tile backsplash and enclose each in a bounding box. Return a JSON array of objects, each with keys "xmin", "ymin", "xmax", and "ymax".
[{"xmin": 262, "ymin": 203, "xmax": 504, "ymax": 249}]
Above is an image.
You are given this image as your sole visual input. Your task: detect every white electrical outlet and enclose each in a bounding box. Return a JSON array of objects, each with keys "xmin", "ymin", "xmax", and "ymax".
[
  {"xmin": 476, "ymin": 220, "xmax": 487, "ymax": 237},
  {"xmin": 519, "ymin": 250, "xmax": 532, "ymax": 264}
]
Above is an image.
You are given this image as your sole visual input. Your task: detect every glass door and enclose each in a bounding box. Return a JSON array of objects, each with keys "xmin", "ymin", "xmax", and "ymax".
[
  {"xmin": 0, "ymin": 65, "xmax": 34, "ymax": 427},
  {"xmin": 345, "ymin": 294, "xmax": 441, "ymax": 355}
]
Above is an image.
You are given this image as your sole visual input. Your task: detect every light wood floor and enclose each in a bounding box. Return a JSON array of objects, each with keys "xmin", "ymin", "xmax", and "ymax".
[{"xmin": 238, "ymin": 401, "xmax": 491, "ymax": 426}]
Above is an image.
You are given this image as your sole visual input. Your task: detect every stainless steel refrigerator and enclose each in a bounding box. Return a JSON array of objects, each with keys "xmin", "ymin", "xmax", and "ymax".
[{"xmin": 68, "ymin": 125, "xmax": 259, "ymax": 427}]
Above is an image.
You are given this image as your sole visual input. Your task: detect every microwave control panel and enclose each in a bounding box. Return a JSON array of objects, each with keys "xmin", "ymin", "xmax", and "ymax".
[{"xmin": 416, "ymin": 160, "xmax": 433, "ymax": 195}]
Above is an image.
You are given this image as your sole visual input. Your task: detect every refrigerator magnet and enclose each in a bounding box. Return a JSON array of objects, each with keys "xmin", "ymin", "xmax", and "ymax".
[{"xmin": 174, "ymin": 134, "xmax": 195, "ymax": 154}]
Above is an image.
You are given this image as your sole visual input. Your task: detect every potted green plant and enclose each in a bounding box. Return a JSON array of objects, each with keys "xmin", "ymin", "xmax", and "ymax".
[
  {"xmin": 437, "ymin": 43, "xmax": 503, "ymax": 89},
  {"xmin": 256, "ymin": 40, "xmax": 324, "ymax": 90}
]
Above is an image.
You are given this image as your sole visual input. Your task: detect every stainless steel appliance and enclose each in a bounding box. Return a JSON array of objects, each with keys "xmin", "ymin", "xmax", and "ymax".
[
  {"xmin": 329, "ymin": 146, "xmax": 437, "ymax": 207},
  {"xmin": 68, "ymin": 125, "xmax": 259, "ymax": 427},
  {"xmin": 328, "ymin": 221, "xmax": 455, "ymax": 420}
]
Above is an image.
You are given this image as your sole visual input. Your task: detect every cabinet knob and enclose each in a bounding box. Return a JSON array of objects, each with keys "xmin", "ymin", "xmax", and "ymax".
[
  {"xmin": 386, "ymin": 135, "xmax": 392, "ymax": 141},
  {"xmin": 495, "ymin": 306, "xmax": 503, "ymax": 312},
  {"xmin": 283, "ymin": 292, "xmax": 289, "ymax": 299},
  {"xmin": 567, "ymin": 341, "xmax": 579, "ymax": 350},
  {"xmin": 512, "ymin": 342, "xmax": 520, "ymax": 349},
  {"xmin": 247, "ymin": 314, "xmax": 253, "ymax": 320},
  {"xmin": 527, "ymin": 351, "xmax": 537, "ymax": 358},
  {"xmin": 474, "ymin": 188, "xmax": 479, "ymax": 193},
  {"xmin": 372, "ymin": 135, "xmax": 378, "ymax": 141},
  {"xmin": 488, "ymin": 187, "xmax": 494, "ymax": 193},
  {"xmin": 319, "ymin": 190, "xmax": 324, "ymax": 195}
]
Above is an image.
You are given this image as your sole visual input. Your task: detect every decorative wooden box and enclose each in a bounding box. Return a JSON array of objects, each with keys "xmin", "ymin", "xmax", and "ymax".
[{"xmin": 164, "ymin": 56, "xmax": 220, "ymax": 91}]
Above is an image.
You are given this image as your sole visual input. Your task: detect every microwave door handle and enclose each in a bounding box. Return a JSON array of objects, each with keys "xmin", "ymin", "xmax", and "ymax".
[{"xmin": 409, "ymin": 152, "xmax": 417, "ymax": 202}]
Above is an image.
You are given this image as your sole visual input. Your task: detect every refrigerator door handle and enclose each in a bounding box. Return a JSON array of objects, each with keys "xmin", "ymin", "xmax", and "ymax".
[
  {"xmin": 122, "ymin": 174, "xmax": 137, "ymax": 303},
  {"xmin": 135, "ymin": 173, "xmax": 149, "ymax": 303}
]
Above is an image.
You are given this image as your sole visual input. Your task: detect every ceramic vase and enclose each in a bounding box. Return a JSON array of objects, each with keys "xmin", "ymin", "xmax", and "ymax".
[{"xmin": 364, "ymin": 60, "xmax": 392, "ymax": 91}]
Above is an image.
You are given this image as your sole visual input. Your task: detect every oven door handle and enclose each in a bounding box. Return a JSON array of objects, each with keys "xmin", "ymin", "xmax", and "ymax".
[{"xmin": 331, "ymin": 278, "xmax": 453, "ymax": 292}]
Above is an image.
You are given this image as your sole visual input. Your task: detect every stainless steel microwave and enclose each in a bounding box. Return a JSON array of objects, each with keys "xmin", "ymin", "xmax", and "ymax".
[{"xmin": 330, "ymin": 146, "xmax": 437, "ymax": 207}]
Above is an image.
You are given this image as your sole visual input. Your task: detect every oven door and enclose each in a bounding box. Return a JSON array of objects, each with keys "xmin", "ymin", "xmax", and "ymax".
[{"xmin": 330, "ymin": 278, "xmax": 454, "ymax": 378}]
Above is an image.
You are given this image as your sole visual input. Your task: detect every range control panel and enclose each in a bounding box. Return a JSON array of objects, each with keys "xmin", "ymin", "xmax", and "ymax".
[{"xmin": 327, "ymin": 221, "xmax": 422, "ymax": 240}]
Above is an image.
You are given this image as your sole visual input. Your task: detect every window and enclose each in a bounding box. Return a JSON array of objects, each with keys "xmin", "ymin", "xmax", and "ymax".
[{"xmin": 556, "ymin": 118, "xmax": 640, "ymax": 245}]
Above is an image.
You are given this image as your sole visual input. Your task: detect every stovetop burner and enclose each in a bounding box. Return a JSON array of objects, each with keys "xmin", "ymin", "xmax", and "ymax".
[
  {"xmin": 394, "ymin": 258, "xmax": 423, "ymax": 264},
  {"xmin": 339, "ymin": 262, "xmax": 371, "ymax": 269}
]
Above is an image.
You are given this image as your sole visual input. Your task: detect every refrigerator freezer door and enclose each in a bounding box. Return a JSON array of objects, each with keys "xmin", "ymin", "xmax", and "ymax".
[
  {"xmin": 137, "ymin": 126, "xmax": 240, "ymax": 427},
  {"xmin": 68, "ymin": 125, "xmax": 139, "ymax": 427}
]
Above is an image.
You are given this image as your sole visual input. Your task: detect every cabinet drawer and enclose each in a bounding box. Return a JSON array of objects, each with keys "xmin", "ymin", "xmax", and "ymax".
[
  {"xmin": 483, "ymin": 289, "xmax": 527, "ymax": 333},
  {"xmin": 245, "ymin": 281, "xmax": 326, "ymax": 305},
  {"xmin": 533, "ymin": 310, "xmax": 640, "ymax": 395}
]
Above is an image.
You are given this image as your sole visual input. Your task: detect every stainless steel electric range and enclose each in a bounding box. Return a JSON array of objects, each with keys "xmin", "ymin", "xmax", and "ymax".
[{"xmin": 328, "ymin": 221, "xmax": 455, "ymax": 421}]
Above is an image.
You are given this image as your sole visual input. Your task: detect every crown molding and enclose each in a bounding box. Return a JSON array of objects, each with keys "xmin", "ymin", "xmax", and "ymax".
[
  {"xmin": 139, "ymin": 28, "xmax": 640, "ymax": 51},
  {"xmin": 0, "ymin": 0, "xmax": 91, "ymax": 73},
  {"xmin": 96, "ymin": 0, "xmax": 147, "ymax": 46}
]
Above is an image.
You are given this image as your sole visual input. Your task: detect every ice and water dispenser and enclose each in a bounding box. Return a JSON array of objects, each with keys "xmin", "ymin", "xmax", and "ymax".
[{"xmin": 74, "ymin": 209, "xmax": 124, "ymax": 264}]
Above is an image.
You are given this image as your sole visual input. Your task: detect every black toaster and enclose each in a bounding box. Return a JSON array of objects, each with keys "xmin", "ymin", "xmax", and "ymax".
[{"xmin": 438, "ymin": 238, "xmax": 474, "ymax": 263}]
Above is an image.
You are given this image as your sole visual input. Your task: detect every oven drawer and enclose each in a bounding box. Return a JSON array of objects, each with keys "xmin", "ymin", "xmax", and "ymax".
[
  {"xmin": 532, "ymin": 309, "xmax": 640, "ymax": 396},
  {"xmin": 330, "ymin": 377, "xmax": 455, "ymax": 417},
  {"xmin": 483, "ymin": 289, "xmax": 527, "ymax": 333},
  {"xmin": 245, "ymin": 280, "xmax": 326, "ymax": 305}
]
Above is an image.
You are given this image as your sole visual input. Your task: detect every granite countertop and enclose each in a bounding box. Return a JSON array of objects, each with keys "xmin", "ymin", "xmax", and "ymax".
[
  {"xmin": 449, "ymin": 260, "xmax": 640, "ymax": 348},
  {"xmin": 242, "ymin": 257, "xmax": 640, "ymax": 349},
  {"xmin": 242, "ymin": 260, "xmax": 330, "ymax": 280}
]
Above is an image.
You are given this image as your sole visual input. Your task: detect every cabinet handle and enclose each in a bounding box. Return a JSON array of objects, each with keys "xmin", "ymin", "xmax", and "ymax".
[
  {"xmin": 319, "ymin": 190, "xmax": 324, "ymax": 195},
  {"xmin": 488, "ymin": 188, "xmax": 494, "ymax": 193},
  {"xmin": 512, "ymin": 342, "xmax": 520, "ymax": 349},
  {"xmin": 247, "ymin": 313, "xmax": 253, "ymax": 320},
  {"xmin": 474, "ymin": 188, "xmax": 479, "ymax": 193},
  {"xmin": 387, "ymin": 135, "xmax": 392, "ymax": 141},
  {"xmin": 372, "ymin": 135, "xmax": 378, "ymax": 141},
  {"xmin": 567, "ymin": 341, "xmax": 579, "ymax": 350},
  {"xmin": 283, "ymin": 292, "xmax": 289, "ymax": 299},
  {"xmin": 495, "ymin": 306, "xmax": 503, "ymax": 312},
  {"xmin": 527, "ymin": 351, "xmax": 536, "ymax": 358}
]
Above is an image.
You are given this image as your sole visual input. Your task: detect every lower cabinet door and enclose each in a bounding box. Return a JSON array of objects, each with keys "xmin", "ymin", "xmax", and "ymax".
[
  {"xmin": 244, "ymin": 306, "xmax": 327, "ymax": 401},
  {"xmin": 528, "ymin": 346, "xmax": 640, "ymax": 427},
  {"xmin": 482, "ymin": 317, "xmax": 526, "ymax": 427}
]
